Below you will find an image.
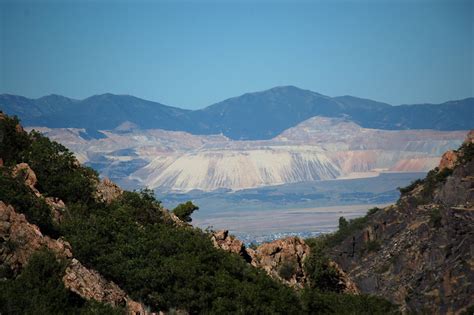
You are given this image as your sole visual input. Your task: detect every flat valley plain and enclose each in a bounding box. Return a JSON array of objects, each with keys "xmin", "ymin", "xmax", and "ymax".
[{"xmin": 158, "ymin": 172, "xmax": 425, "ymax": 243}]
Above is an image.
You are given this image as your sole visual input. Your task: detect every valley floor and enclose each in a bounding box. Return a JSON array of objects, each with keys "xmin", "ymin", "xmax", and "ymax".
[{"xmin": 194, "ymin": 203, "xmax": 391, "ymax": 244}]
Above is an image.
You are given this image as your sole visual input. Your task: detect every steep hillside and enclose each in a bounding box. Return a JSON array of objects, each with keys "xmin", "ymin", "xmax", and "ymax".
[
  {"xmin": 310, "ymin": 131, "xmax": 474, "ymax": 314},
  {"xmin": 1, "ymin": 86, "xmax": 472, "ymax": 140}
]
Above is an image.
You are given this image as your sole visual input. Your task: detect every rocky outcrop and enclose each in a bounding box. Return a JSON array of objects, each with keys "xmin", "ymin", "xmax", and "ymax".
[
  {"xmin": 95, "ymin": 177, "xmax": 123, "ymax": 204},
  {"xmin": 12, "ymin": 163, "xmax": 67, "ymax": 223},
  {"xmin": 210, "ymin": 230, "xmax": 309, "ymax": 288},
  {"xmin": 329, "ymin": 134, "xmax": 474, "ymax": 314},
  {"xmin": 438, "ymin": 150, "xmax": 458, "ymax": 171},
  {"xmin": 0, "ymin": 201, "xmax": 72, "ymax": 272},
  {"xmin": 12, "ymin": 163, "xmax": 40, "ymax": 196},
  {"xmin": 63, "ymin": 258, "xmax": 129, "ymax": 308},
  {"xmin": 210, "ymin": 230, "xmax": 252, "ymax": 263},
  {"xmin": 0, "ymin": 201, "xmax": 149, "ymax": 314},
  {"xmin": 249, "ymin": 237, "xmax": 310, "ymax": 288},
  {"xmin": 45, "ymin": 197, "xmax": 66, "ymax": 224},
  {"xmin": 210, "ymin": 230, "xmax": 358, "ymax": 291},
  {"xmin": 327, "ymin": 261, "xmax": 360, "ymax": 294}
]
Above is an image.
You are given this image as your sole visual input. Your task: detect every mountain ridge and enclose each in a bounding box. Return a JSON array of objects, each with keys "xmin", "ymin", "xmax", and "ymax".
[{"xmin": 1, "ymin": 86, "xmax": 473, "ymax": 140}]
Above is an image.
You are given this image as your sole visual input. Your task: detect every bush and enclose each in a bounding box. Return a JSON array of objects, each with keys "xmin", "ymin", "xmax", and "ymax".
[
  {"xmin": 367, "ymin": 207, "xmax": 381, "ymax": 216},
  {"xmin": 0, "ymin": 115, "xmax": 32, "ymax": 165},
  {"xmin": 22, "ymin": 131, "xmax": 99, "ymax": 205},
  {"xmin": 116, "ymin": 189, "xmax": 163, "ymax": 225},
  {"xmin": 322, "ymin": 215, "xmax": 370, "ymax": 249},
  {"xmin": 398, "ymin": 179, "xmax": 424, "ymax": 195},
  {"xmin": 172, "ymin": 201, "xmax": 199, "ymax": 222},
  {"xmin": 429, "ymin": 207, "xmax": 442, "ymax": 228},
  {"xmin": 365, "ymin": 240, "xmax": 381, "ymax": 253},
  {"xmin": 304, "ymin": 238, "xmax": 345, "ymax": 293},
  {"xmin": 457, "ymin": 142, "xmax": 474, "ymax": 164},
  {"xmin": 278, "ymin": 259, "xmax": 297, "ymax": 280}
]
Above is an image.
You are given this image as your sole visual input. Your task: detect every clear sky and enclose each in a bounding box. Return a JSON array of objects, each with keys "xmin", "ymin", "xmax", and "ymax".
[{"xmin": 1, "ymin": 0, "xmax": 472, "ymax": 109}]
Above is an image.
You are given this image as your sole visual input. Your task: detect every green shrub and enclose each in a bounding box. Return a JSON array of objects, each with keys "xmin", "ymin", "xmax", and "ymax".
[
  {"xmin": 429, "ymin": 207, "xmax": 442, "ymax": 228},
  {"xmin": 457, "ymin": 142, "xmax": 474, "ymax": 165},
  {"xmin": 115, "ymin": 189, "xmax": 163, "ymax": 225},
  {"xmin": 365, "ymin": 240, "xmax": 381, "ymax": 253},
  {"xmin": 0, "ymin": 115, "xmax": 32, "ymax": 166},
  {"xmin": 398, "ymin": 179, "xmax": 424, "ymax": 195},
  {"xmin": 172, "ymin": 201, "xmax": 199, "ymax": 222},
  {"xmin": 338, "ymin": 216, "xmax": 349, "ymax": 230},
  {"xmin": 22, "ymin": 131, "xmax": 99, "ymax": 205},
  {"xmin": 278, "ymin": 259, "xmax": 297, "ymax": 280},
  {"xmin": 323, "ymin": 215, "xmax": 370, "ymax": 248},
  {"xmin": 304, "ymin": 238, "xmax": 345, "ymax": 293},
  {"xmin": 367, "ymin": 207, "xmax": 381, "ymax": 216}
]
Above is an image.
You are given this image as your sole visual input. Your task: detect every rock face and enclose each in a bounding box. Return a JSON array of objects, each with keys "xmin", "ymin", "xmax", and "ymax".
[
  {"xmin": 0, "ymin": 201, "xmax": 148, "ymax": 314},
  {"xmin": 211, "ymin": 230, "xmax": 309, "ymax": 287},
  {"xmin": 45, "ymin": 197, "xmax": 67, "ymax": 224},
  {"xmin": 63, "ymin": 258, "xmax": 129, "ymax": 308},
  {"xmin": 12, "ymin": 163, "xmax": 67, "ymax": 223},
  {"xmin": 210, "ymin": 230, "xmax": 358, "ymax": 292},
  {"xmin": 329, "ymin": 135, "xmax": 474, "ymax": 314},
  {"xmin": 211, "ymin": 230, "xmax": 252, "ymax": 263},
  {"xmin": 12, "ymin": 163, "xmax": 40, "ymax": 196},
  {"xmin": 438, "ymin": 150, "xmax": 458, "ymax": 170},
  {"xmin": 0, "ymin": 201, "xmax": 72, "ymax": 272},
  {"xmin": 95, "ymin": 177, "xmax": 123, "ymax": 204},
  {"xmin": 249, "ymin": 237, "xmax": 310, "ymax": 288}
]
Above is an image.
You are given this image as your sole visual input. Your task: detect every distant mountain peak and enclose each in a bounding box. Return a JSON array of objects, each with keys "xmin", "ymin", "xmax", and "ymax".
[{"xmin": 37, "ymin": 94, "xmax": 75, "ymax": 102}]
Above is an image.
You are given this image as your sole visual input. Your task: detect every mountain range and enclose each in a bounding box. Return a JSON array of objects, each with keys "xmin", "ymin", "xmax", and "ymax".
[{"xmin": 1, "ymin": 86, "xmax": 473, "ymax": 140}]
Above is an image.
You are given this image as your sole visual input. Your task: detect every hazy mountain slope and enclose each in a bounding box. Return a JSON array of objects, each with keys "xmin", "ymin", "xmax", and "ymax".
[
  {"xmin": 187, "ymin": 86, "xmax": 346, "ymax": 139},
  {"xmin": 1, "ymin": 86, "xmax": 472, "ymax": 140},
  {"xmin": 0, "ymin": 93, "xmax": 190, "ymax": 130}
]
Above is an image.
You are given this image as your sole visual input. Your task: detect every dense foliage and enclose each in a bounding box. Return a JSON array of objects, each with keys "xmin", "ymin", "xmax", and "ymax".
[
  {"xmin": 0, "ymin": 250, "xmax": 122, "ymax": 315},
  {"xmin": 23, "ymin": 131, "xmax": 98, "ymax": 204},
  {"xmin": 62, "ymin": 191, "xmax": 301, "ymax": 313},
  {"xmin": 0, "ymin": 114, "xmax": 99, "ymax": 205}
]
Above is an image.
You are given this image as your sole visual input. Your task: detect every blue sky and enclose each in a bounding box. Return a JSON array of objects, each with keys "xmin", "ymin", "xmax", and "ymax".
[{"xmin": 1, "ymin": 0, "xmax": 472, "ymax": 109}]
